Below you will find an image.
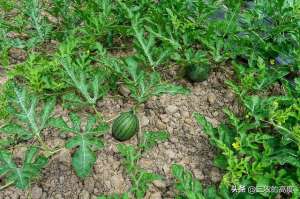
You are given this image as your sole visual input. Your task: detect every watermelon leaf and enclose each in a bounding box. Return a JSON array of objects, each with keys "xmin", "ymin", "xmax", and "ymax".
[
  {"xmin": 0, "ymin": 85, "xmax": 56, "ymax": 141},
  {"xmin": 50, "ymin": 113, "xmax": 108, "ymax": 178},
  {"xmin": 0, "ymin": 147, "xmax": 47, "ymax": 190},
  {"xmin": 59, "ymin": 54, "xmax": 109, "ymax": 108}
]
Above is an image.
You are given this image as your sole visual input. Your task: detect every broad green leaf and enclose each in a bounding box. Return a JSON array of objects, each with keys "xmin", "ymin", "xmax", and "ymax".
[
  {"xmin": 62, "ymin": 92, "xmax": 86, "ymax": 109},
  {"xmin": 65, "ymin": 135, "xmax": 82, "ymax": 149},
  {"xmin": 194, "ymin": 113, "xmax": 217, "ymax": 138},
  {"xmin": 85, "ymin": 114, "xmax": 97, "ymax": 132},
  {"xmin": 0, "ymin": 147, "xmax": 47, "ymax": 190},
  {"xmin": 72, "ymin": 146, "xmax": 96, "ymax": 178},
  {"xmin": 92, "ymin": 123, "xmax": 110, "ymax": 134},
  {"xmin": 40, "ymin": 97, "xmax": 56, "ymax": 129},
  {"xmin": 60, "ymin": 55, "xmax": 109, "ymax": 106},
  {"xmin": 52, "ymin": 113, "xmax": 108, "ymax": 178},
  {"xmin": 0, "ymin": 123, "xmax": 33, "ymax": 140},
  {"xmin": 48, "ymin": 118, "xmax": 75, "ymax": 133},
  {"xmin": 172, "ymin": 164, "xmax": 204, "ymax": 196},
  {"xmin": 140, "ymin": 131, "xmax": 169, "ymax": 151},
  {"xmin": 153, "ymin": 84, "xmax": 190, "ymax": 96},
  {"xmin": 5, "ymin": 86, "xmax": 56, "ymax": 141},
  {"xmin": 69, "ymin": 112, "xmax": 81, "ymax": 131},
  {"xmin": 213, "ymin": 154, "xmax": 228, "ymax": 169}
]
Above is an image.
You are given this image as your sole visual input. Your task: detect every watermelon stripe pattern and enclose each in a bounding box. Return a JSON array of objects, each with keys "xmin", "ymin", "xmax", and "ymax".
[
  {"xmin": 112, "ymin": 111, "xmax": 139, "ymax": 141},
  {"xmin": 185, "ymin": 64, "xmax": 210, "ymax": 82}
]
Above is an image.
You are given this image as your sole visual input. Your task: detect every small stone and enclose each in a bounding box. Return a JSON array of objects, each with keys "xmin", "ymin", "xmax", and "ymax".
[
  {"xmin": 174, "ymin": 112, "xmax": 181, "ymax": 118},
  {"xmin": 212, "ymin": 111, "xmax": 219, "ymax": 117},
  {"xmin": 9, "ymin": 48, "xmax": 26, "ymax": 61},
  {"xmin": 111, "ymin": 174, "xmax": 125, "ymax": 191},
  {"xmin": 226, "ymin": 90, "xmax": 235, "ymax": 102},
  {"xmin": 159, "ymin": 94, "xmax": 168, "ymax": 105},
  {"xmin": 194, "ymin": 170, "xmax": 205, "ymax": 180},
  {"xmin": 181, "ymin": 110, "xmax": 189, "ymax": 117},
  {"xmin": 79, "ymin": 190, "xmax": 90, "ymax": 199},
  {"xmin": 156, "ymin": 120, "xmax": 165, "ymax": 129},
  {"xmin": 170, "ymin": 137, "xmax": 178, "ymax": 143},
  {"xmin": 56, "ymin": 148, "xmax": 71, "ymax": 165},
  {"xmin": 31, "ymin": 185, "xmax": 43, "ymax": 199},
  {"xmin": 165, "ymin": 105, "xmax": 178, "ymax": 114},
  {"xmin": 160, "ymin": 114, "xmax": 169, "ymax": 123},
  {"xmin": 152, "ymin": 180, "xmax": 166, "ymax": 189},
  {"xmin": 59, "ymin": 176, "xmax": 64, "ymax": 184},
  {"xmin": 210, "ymin": 168, "xmax": 222, "ymax": 183},
  {"xmin": 118, "ymin": 84, "xmax": 130, "ymax": 97},
  {"xmin": 7, "ymin": 31, "xmax": 28, "ymax": 39},
  {"xmin": 207, "ymin": 93, "xmax": 217, "ymax": 105},
  {"xmin": 90, "ymin": 195, "xmax": 98, "ymax": 199},
  {"xmin": 141, "ymin": 115, "xmax": 150, "ymax": 127},
  {"xmin": 165, "ymin": 149, "xmax": 176, "ymax": 159},
  {"xmin": 84, "ymin": 177, "xmax": 95, "ymax": 192},
  {"xmin": 41, "ymin": 11, "xmax": 58, "ymax": 24},
  {"xmin": 55, "ymin": 193, "xmax": 64, "ymax": 199},
  {"xmin": 14, "ymin": 146, "xmax": 27, "ymax": 160},
  {"xmin": 163, "ymin": 164, "xmax": 170, "ymax": 174},
  {"xmin": 149, "ymin": 192, "xmax": 162, "ymax": 199},
  {"xmin": 139, "ymin": 159, "xmax": 152, "ymax": 168},
  {"xmin": 104, "ymin": 180, "xmax": 111, "ymax": 189},
  {"xmin": 205, "ymin": 117, "xmax": 219, "ymax": 127}
]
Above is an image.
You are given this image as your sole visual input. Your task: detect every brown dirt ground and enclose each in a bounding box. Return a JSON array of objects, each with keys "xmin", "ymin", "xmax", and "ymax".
[{"xmin": 0, "ymin": 66, "xmax": 241, "ymax": 199}]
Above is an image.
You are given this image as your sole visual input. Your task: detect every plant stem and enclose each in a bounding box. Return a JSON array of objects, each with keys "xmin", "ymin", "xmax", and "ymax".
[
  {"xmin": 35, "ymin": 134, "xmax": 55, "ymax": 155},
  {"xmin": 0, "ymin": 181, "xmax": 14, "ymax": 190},
  {"xmin": 93, "ymin": 105, "xmax": 104, "ymax": 122}
]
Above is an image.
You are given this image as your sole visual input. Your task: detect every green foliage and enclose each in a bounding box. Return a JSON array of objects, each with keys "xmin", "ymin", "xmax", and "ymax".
[
  {"xmin": 0, "ymin": 0, "xmax": 15, "ymax": 11},
  {"xmin": 0, "ymin": 85, "xmax": 56, "ymax": 141},
  {"xmin": 1, "ymin": 0, "xmax": 299, "ymax": 197},
  {"xmin": 226, "ymin": 60, "xmax": 289, "ymax": 96},
  {"xmin": 117, "ymin": 1, "xmax": 171, "ymax": 70},
  {"xmin": 172, "ymin": 164, "xmax": 206, "ymax": 199},
  {"xmin": 49, "ymin": 113, "xmax": 109, "ymax": 178},
  {"xmin": 8, "ymin": 53, "xmax": 66, "ymax": 93},
  {"xmin": 122, "ymin": 58, "xmax": 189, "ymax": 104},
  {"xmin": 194, "ymin": 105, "xmax": 300, "ymax": 198},
  {"xmin": 60, "ymin": 56, "xmax": 109, "ymax": 107},
  {"xmin": 78, "ymin": 0, "xmax": 116, "ymax": 41},
  {"xmin": 58, "ymin": 40, "xmax": 110, "ymax": 108},
  {"xmin": 0, "ymin": 147, "xmax": 47, "ymax": 190},
  {"xmin": 95, "ymin": 44, "xmax": 189, "ymax": 104},
  {"xmin": 0, "ymin": 84, "xmax": 10, "ymax": 120},
  {"xmin": 139, "ymin": 131, "xmax": 169, "ymax": 152},
  {"xmin": 98, "ymin": 193, "xmax": 129, "ymax": 199},
  {"xmin": 99, "ymin": 131, "xmax": 169, "ymax": 199},
  {"xmin": 117, "ymin": 144, "xmax": 161, "ymax": 199},
  {"xmin": 171, "ymin": 164, "xmax": 262, "ymax": 199},
  {"xmin": 24, "ymin": 0, "xmax": 52, "ymax": 45}
]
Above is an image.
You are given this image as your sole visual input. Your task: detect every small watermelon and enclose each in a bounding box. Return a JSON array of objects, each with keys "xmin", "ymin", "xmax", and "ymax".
[
  {"xmin": 185, "ymin": 64, "xmax": 211, "ymax": 82},
  {"xmin": 112, "ymin": 110, "xmax": 139, "ymax": 141}
]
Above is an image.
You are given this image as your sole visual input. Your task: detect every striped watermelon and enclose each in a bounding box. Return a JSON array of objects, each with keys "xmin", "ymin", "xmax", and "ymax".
[
  {"xmin": 185, "ymin": 64, "xmax": 210, "ymax": 82},
  {"xmin": 112, "ymin": 110, "xmax": 139, "ymax": 141}
]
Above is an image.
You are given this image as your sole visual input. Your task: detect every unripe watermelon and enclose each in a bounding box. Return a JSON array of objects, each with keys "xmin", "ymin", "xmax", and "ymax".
[
  {"xmin": 185, "ymin": 64, "xmax": 211, "ymax": 82},
  {"xmin": 112, "ymin": 110, "xmax": 139, "ymax": 141}
]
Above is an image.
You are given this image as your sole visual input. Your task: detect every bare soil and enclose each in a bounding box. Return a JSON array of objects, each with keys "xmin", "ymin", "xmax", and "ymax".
[{"xmin": 0, "ymin": 57, "xmax": 240, "ymax": 199}]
